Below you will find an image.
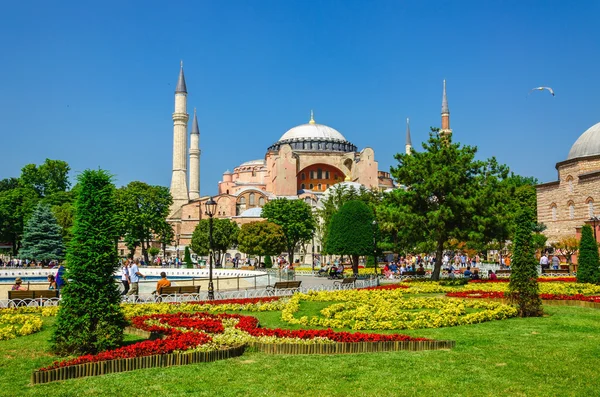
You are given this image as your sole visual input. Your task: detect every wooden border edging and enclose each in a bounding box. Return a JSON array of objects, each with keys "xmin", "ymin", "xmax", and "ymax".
[
  {"xmin": 249, "ymin": 340, "xmax": 455, "ymax": 355},
  {"xmin": 474, "ymin": 298, "xmax": 600, "ymax": 309},
  {"xmin": 31, "ymin": 345, "xmax": 247, "ymax": 385}
]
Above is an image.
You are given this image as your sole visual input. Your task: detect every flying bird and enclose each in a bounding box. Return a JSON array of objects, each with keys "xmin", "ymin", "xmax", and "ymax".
[{"xmin": 529, "ymin": 86, "xmax": 555, "ymax": 96}]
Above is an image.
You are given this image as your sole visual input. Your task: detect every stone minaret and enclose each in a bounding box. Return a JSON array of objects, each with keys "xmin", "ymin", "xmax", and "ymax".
[
  {"xmin": 405, "ymin": 117, "xmax": 412, "ymax": 154},
  {"xmin": 440, "ymin": 80, "xmax": 452, "ymax": 138},
  {"xmin": 188, "ymin": 108, "xmax": 201, "ymax": 200},
  {"xmin": 169, "ymin": 62, "xmax": 190, "ymax": 215}
]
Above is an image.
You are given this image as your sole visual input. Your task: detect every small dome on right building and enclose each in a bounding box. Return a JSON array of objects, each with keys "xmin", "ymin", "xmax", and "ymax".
[{"xmin": 567, "ymin": 122, "xmax": 600, "ymax": 160}]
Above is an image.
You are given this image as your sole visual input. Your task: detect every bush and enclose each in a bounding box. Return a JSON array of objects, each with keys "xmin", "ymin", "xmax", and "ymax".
[
  {"xmin": 52, "ymin": 169, "xmax": 126, "ymax": 355},
  {"xmin": 264, "ymin": 255, "xmax": 273, "ymax": 268},
  {"xmin": 577, "ymin": 225, "xmax": 600, "ymax": 284},
  {"xmin": 184, "ymin": 246, "xmax": 193, "ymax": 269}
]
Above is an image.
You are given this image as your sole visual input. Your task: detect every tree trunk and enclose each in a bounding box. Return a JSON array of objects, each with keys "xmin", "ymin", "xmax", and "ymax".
[
  {"xmin": 288, "ymin": 244, "xmax": 294, "ymax": 265},
  {"xmin": 141, "ymin": 239, "xmax": 149, "ymax": 264},
  {"xmin": 351, "ymin": 254, "xmax": 359, "ymax": 275},
  {"xmin": 432, "ymin": 239, "xmax": 444, "ymax": 280}
]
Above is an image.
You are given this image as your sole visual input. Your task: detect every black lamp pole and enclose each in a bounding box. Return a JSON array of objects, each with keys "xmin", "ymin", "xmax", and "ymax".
[{"xmin": 205, "ymin": 197, "xmax": 217, "ymax": 300}]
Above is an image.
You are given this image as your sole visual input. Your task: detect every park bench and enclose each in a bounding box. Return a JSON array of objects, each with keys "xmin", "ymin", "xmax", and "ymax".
[
  {"xmin": 156, "ymin": 285, "xmax": 201, "ymax": 302},
  {"xmin": 7, "ymin": 290, "xmax": 59, "ymax": 307},
  {"xmin": 334, "ymin": 277, "xmax": 356, "ymax": 289},
  {"xmin": 541, "ymin": 269, "xmax": 570, "ymax": 275},
  {"xmin": 266, "ymin": 281, "xmax": 302, "ymax": 296}
]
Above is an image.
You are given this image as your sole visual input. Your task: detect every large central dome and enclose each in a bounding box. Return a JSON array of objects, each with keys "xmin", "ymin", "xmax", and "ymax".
[
  {"xmin": 567, "ymin": 122, "xmax": 600, "ymax": 160},
  {"xmin": 268, "ymin": 112, "xmax": 356, "ymax": 153}
]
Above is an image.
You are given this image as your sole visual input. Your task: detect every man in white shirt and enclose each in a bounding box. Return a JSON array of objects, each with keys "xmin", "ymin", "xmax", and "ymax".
[
  {"xmin": 539, "ymin": 254, "xmax": 549, "ymax": 270},
  {"xmin": 126, "ymin": 259, "xmax": 146, "ymax": 298}
]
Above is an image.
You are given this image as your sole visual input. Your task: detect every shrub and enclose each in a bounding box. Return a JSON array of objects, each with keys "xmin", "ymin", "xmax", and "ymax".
[{"xmin": 577, "ymin": 225, "xmax": 600, "ymax": 284}]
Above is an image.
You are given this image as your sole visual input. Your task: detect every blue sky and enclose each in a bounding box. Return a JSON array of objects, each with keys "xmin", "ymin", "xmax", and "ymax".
[{"xmin": 1, "ymin": 0, "xmax": 599, "ymax": 195}]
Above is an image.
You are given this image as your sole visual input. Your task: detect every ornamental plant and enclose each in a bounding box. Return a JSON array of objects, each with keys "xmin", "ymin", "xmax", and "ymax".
[
  {"xmin": 52, "ymin": 169, "xmax": 127, "ymax": 355},
  {"xmin": 507, "ymin": 208, "xmax": 543, "ymax": 317},
  {"xmin": 577, "ymin": 225, "xmax": 600, "ymax": 284},
  {"xmin": 19, "ymin": 202, "xmax": 65, "ymax": 262},
  {"xmin": 184, "ymin": 246, "xmax": 193, "ymax": 268}
]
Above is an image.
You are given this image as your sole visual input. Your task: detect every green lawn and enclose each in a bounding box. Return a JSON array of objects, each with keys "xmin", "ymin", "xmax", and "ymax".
[{"xmin": 1, "ymin": 303, "xmax": 599, "ymax": 397}]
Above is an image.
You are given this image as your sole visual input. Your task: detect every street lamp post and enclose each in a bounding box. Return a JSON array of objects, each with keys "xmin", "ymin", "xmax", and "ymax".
[
  {"xmin": 590, "ymin": 215, "xmax": 600, "ymax": 241},
  {"xmin": 205, "ymin": 197, "xmax": 217, "ymax": 300},
  {"xmin": 372, "ymin": 220, "xmax": 378, "ymax": 277}
]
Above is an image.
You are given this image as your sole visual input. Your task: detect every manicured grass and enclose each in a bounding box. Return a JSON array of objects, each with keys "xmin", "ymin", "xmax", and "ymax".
[{"xmin": 1, "ymin": 304, "xmax": 599, "ymax": 396}]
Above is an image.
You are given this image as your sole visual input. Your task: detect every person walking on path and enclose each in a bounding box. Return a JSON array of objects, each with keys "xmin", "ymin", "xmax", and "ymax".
[
  {"xmin": 121, "ymin": 260, "xmax": 130, "ymax": 295},
  {"xmin": 126, "ymin": 259, "xmax": 146, "ymax": 299}
]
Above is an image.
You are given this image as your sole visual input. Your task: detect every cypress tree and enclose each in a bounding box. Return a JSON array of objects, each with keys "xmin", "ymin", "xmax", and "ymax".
[
  {"xmin": 19, "ymin": 202, "xmax": 65, "ymax": 262},
  {"xmin": 52, "ymin": 170, "xmax": 126, "ymax": 355},
  {"xmin": 184, "ymin": 246, "xmax": 193, "ymax": 268},
  {"xmin": 577, "ymin": 225, "xmax": 600, "ymax": 284},
  {"xmin": 507, "ymin": 208, "xmax": 543, "ymax": 317}
]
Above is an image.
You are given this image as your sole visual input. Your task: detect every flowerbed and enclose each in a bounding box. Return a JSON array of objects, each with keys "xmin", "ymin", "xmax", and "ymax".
[
  {"xmin": 0, "ymin": 313, "xmax": 44, "ymax": 340},
  {"xmin": 282, "ymin": 291, "xmax": 518, "ymax": 330},
  {"xmin": 470, "ymin": 277, "xmax": 577, "ymax": 283},
  {"xmin": 42, "ymin": 311, "xmax": 432, "ymax": 371},
  {"xmin": 446, "ymin": 290, "xmax": 600, "ymax": 303}
]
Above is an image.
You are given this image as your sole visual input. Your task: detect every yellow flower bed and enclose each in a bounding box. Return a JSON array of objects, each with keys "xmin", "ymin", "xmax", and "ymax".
[
  {"xmin": 282, "ymin": 291, "xmax": 518, "ymax": 330},
  {"xmin": 0, "ymin": 314, "xmax": 43, "ymax": 340},
  {"xmin": 122, "ymin": 300, "xmax": 287, "ymax": 319},
  {"xmin": 460, "ymin": 282, "xmax": 600, "ymax": 295}
]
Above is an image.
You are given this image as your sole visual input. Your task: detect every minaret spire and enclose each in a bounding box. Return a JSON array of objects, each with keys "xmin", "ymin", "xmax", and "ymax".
[
  {"xmin": 169, "ymin": 62, "xmax": 190, "ymax": 216},
  {"xmin": 440, "ymin": 79, "xmax": 452, "ymax": 138},
  {"xmin": 405, "ymin": 117, "xmax": 412, "ymax": 155},
  {"xmin": 309, "ymin": 109, "xmax": 315, "ymax": 124},
  {"xmin": 189, "ymin": 108, "xmax": 201, "ymax": 200}
]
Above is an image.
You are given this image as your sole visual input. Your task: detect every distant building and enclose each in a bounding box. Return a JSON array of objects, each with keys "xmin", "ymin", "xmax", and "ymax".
[{"xmin": 536, "ymin": 121, "xmax": 600, "ymax": 243}]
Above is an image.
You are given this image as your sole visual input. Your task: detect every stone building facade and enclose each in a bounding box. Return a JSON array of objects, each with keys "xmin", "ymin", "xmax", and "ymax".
[{"xmin": 536, "ymin": 122, "xmax": 600, "ymax": 243}]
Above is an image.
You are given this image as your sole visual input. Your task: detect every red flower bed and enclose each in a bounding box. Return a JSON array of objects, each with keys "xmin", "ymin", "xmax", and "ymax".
[
  {"xmin": 469, "ymin": 277, "xmax": 577, "ymax": 284},
  {"xmin": 131, "ymin": 313, "xmax": 225, "ymax": 334},
  {"xmin": 182, "ymin": 297, "xmax": 281, "ymax": 305},
  {"xmin": 539, "ymin": 294, "xmax": 600, "ymax": 302}
]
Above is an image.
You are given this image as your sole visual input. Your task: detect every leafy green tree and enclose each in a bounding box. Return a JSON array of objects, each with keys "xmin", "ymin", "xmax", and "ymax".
[
  {"xmin": 577, "ymin": 225, "xmax": 600, "ymax": 284},
  {"xmin": 264, "ymin": 254, "xmax": 273, "ymax": 268},
  {"xmin": 148, "ymin": 246, "xmax": 160, "ymax": 260},
  {"xmin": 551, "ymin": 235, "xmax": 579, "ymax": 266},
  {"xmin": 19, "ymin": 202, "xmax": 65, "ymax": 262},
  {"xmin": 261, "ymin": 198, "xmax": 315, "ymax": 263},
  {"xmin": 325, "ymin": 200, "xmax": 375, "ymax": 274},
  {"xmin": 389, "ymin": 129, "xmax": 509, "ymax": 280},
  {"xmin": 0, "ymin": 177, "xmax": 19, "ymax": 193},
  {"xmin": 191, "ymin": 218, "xmax": 239, "ymax": 264},
  {"xmin": 0, "ymin": 187, "xmax": 38, "ymax": 255},
  {"xmin": 19, "ymin": 159, "xmax": 71, "ymax": 197},
  {"xmin": 115, "ymin": 182, "xmax": 172, "ymax": 262},
  {"xmin": 155, "ymin": 221, "xmax": 174, "ymax": 260},
  {"xmin": 52, "ymin": 169, "xmax": 126, "ymax": 355},
  {"xmin": 184, "ymin": 246, "xmax": 193, "ymax": 268},
  {"xmin": 507, "ymin": 208, "xmax": 543, "ymax": 317},
  {"xmin": 237, "ymin": 221, "xmax": 287, "ymax": 266}
]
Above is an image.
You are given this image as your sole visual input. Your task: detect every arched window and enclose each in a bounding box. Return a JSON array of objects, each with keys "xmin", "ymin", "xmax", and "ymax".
[
  {"xmin": 301, "ymin": 173, "xmax": 306, "ymax": 180},
  {"xmin": 325, "ymin": 171, "xmax": 330, "ymax": 179},
  {"xmin": 309, "ymin": 183, "xmax": 314, "ymax": 189},
  {"xmin": 249, "ymin": 193, "xmax": 255, "ymax": 206},
  {"xmin": 259, "ymin": 197, "xmax": 265, "ymax": 206},
  {"xmin": 569, "ymin": 202, "xmax": 575, "ymax": 219},
  {"xmin": 551, "ymin": 204, "xmax": 557, "ymax": 221},
  {"xmin": 566, "ymin": 176, "xmax": 574, "ymax": 193},
  {"xmin": 589, "ymin": 200, "xmax": 595, "ymax": 218},
  {"xmin": 317, "ymin": 168, "xmax": 323, "ymax": 179},
  {"xmin": 240, "ymin": 197, "xmax": 246, "ymax": 205},
  {"xmin": 301, "ymin": 183, "xmax": 305, "ymax": 189},
  {"xmin": 318, "ymin": 183, "xmax": 322, "ymax": 190}
]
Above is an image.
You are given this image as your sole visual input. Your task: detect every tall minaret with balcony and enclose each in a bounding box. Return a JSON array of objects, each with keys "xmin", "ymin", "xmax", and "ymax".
[
  {"xmin": 440, "ymin": 80, "xmax": 452, "ymax": 138},
  {"xmin": 188, "ymin": 108, "xmax": 201, "ymax": 200},
  {"xmin": 169, "ymin": 62, "xmax": 190, "ymax": 215},
  {"xmin": 405, "ymin": 117, "xmax": 412, "ymax": 154}
]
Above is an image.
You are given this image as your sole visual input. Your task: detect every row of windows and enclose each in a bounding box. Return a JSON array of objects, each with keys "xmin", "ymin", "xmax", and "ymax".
[
  {"xmin": 301, "ymin": 183, "xmax": 330, "ymax": 191},
  {"xmin": 238, "ymin": 193, "xmax": 265, "ymax": 206},
  {"xmin": 301, "ymin": 170, "xmax": 340, "ymax": 180},
  {"xmin": 550, "ymin": 200, "xmax": 594, "ymax": 221}
]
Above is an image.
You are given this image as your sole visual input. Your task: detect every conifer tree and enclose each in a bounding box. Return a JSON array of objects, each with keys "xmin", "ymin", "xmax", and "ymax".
[
  {"xmin": 52, "ymin": 170, "xmax": 126, "ymax": 355},
  {"xmin": 19, "ymin": 202, "xmax": 65, "ymax": 262},
  {"xmin": 507, "ymin": 208, "xmax": 543, "ymax": 317},
  {"xmin": 184, "ymin": 246, "xmax": 193, "ymax": 268},
  {"xmin": 577, "ymin": 225, "xmax": 600, "ymax": 284}
]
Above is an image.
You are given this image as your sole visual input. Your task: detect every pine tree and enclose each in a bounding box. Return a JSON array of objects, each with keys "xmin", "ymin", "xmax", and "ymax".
[
  {"xmin": 19, "ymin": 202, "xmax": 65, "ymax": 262},
  {"xmin": 507, "ymin": 208, "xmax": 543, "ymax": 317},
  {"xmin": 577, "ymin": 225, "xmax": 600, "ymax": 284},
  {"xmin": 52, "ymin": 169, "xmax": 126, "ymax": 355}
]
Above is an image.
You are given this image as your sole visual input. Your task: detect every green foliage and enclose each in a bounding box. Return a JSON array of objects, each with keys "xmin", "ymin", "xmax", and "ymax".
[
  {"xmin": 184, "ymin": 246, "xmax": 193, "ymax": 268},
  {"xmin": 508, "ymin": 208, "xmax": 543, "ymax": 317},
  {"xmin": 264, "ymin": 254, "xmax": 273, "ymax": 268},
  {"xmin": 148, "ymin": 246, "xmax": 160, "ymax": 258},
  {"xmin": 325, "ymin": 200, "xmax": 374, "ymax": 274},
  {"xmin": 18, "ymin": 202, "xmax": 65, "ymax": 261},
  {"xmin": 19, "ymin": 159, "xmax": 71, "ymax": 197},
  {"xmin": 388, "ymin": 129, "xmax": 509, "ymax": 280},
  {"xmin": 261, "ymin": 198, "xmax": 315, "ymax": 263},
  {"xmin": 0, "ymin": 186, "xmax": 38, "ymax": 255},
  {"xmin": 115, "ymin": 181, "xmax": 172, "ymax": 261},
  {"xmin": 577, "ymin": 225, "xmax": 600, "ymax": 284},
  {"xmin": 52, "ymin": 169, "xmax": 126, "ymax": 355},
  {"xmin": 191, "ymin": 218, "xmax": 239, "ymax": 259},
  {"xmin": 237, "ymin": 221, "xmax": 287, "ymax": 263}
]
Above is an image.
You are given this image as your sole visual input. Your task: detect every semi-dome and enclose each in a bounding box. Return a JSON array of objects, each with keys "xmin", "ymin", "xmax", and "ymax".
[
  {"xmin": 268, "ymin": 112, "xmax": 357, "ymax": 153},
  {"xmin": 567, "ymin": 122, "xmax": 600, "ymax": 160}
]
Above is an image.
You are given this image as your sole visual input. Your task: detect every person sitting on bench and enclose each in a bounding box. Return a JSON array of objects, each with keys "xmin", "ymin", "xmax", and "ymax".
[
  {"xmin": 11, "ymin": 277, "xmax": 28, "ymax": 291},
  {"xmin": 153, "ymin": 272, "xmax": 171, "ymax": 294}
]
